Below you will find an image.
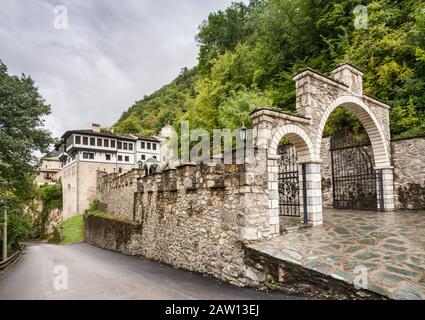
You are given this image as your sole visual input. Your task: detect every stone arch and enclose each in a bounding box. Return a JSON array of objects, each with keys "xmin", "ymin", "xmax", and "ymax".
[
  {"xmin": 314, "ymin": 95, "xmax": 391, "ymax": 168},
  {"xmin": 266, "ymin": 125, "xmax": 316, "ymax": 231},
  {"xmin": 269, "ymin": 124, "xmax": 315, "ymax": 162}
]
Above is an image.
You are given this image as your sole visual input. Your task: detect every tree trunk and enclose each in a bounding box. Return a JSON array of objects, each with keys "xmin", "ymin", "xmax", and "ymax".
[{"xmin": 2, "ymin": 209, "xmax": 7, "ymax": 261}]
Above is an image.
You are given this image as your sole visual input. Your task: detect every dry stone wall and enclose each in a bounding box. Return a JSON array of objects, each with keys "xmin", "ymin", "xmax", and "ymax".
[
  {"xmin": 391, "ymin": 137, "xmax": 425, "ymax": 210},
  {"xmin": 84, "ymin": 215, "xmax": 142, "ymax": 255},
  {"xmin": 320, "ymin": 137, "xmax": 333, "ymax": 208},
  {"xmin": 96, "ymin": 169, "xmax": 143, "ymax": 221},
  {"xmin": 91, "ymin": 160, "xmax": 271, "ymax": 286}
]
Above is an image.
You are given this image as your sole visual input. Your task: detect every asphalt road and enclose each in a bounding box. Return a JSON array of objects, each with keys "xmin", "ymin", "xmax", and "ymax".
[{"xmin": 0, "ymin": 242, "xmax": 304, "ymax": 300}]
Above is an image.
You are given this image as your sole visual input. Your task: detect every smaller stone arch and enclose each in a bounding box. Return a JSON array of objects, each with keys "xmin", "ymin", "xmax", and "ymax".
[
  {"xmin": 267, "ymin": 124, "xmax": 319, "ymax": 233},
  {"xmin": 269, "ymin": 124, "xmax": 316, "ymax": 162}
]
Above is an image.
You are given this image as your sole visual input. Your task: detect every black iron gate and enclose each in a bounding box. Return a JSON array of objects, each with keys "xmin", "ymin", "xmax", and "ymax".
[
  {"xmin": 278, "ymin": 142, "xmax": 301, "ymax": 217},
  {"xmin": 330, "ymin": 134, "xmax": 384, "ymax": 211}
]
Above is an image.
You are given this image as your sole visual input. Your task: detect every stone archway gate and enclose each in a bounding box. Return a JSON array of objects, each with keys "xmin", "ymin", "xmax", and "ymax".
[{"xmin": 250, "ymin": 63, "xmax": 394, "ymax": 231}]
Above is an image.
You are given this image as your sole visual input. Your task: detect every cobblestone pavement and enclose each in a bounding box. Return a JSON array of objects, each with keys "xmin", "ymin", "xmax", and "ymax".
[{"xmin": 248, "ymin": 209, "xmax": 425, "ymax": 300}]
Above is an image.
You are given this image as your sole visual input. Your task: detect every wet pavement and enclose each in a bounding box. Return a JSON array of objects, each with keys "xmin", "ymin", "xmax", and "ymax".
[
  {"xmin": 0, "ymin": 242, "xmax": 305, "ymax": 300},
  {"xmin": 247, "ymin": 209, "xmax": 425, "ymax": 300}
]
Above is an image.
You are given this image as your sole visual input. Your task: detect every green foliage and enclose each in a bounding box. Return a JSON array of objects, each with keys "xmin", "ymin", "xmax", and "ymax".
[
  {"xmin": 114, "ymin": 67, "xmax": 198, "ymax": 136},
  {"xmin": 0, "ymin": 60, "xmax": 53, "ymax": 253},
  {"xmin": 0, "ymin": 61, "xmax": 53, "ymax": 197},
  {"xmin": 218, "ymin": 89, "xmax": 272, "ymax": 130},
  {"xmin": 87, "ymin": 199, "xmax": 102, "ymax": 215},
  {"xmin": 31, "ymin": 184, "xmax": 63, "ymax": 240},
  {"xmin": 37, "ymin": 184, "xmax": 62, "ymax": 211},
  {"xmin": 50, "ymin": 215, "xmax": 84, "ymax": 245},
  {"xmin": 196, "ymin": 2, "xmax": 253, "ymax": 74},
  {"xmin": 0, "ymin": 205, "xmax": 32, "ymax": 256},
  {"xmin": 114, "ymin": 0, "xmax": 425, "ymax": 139}
]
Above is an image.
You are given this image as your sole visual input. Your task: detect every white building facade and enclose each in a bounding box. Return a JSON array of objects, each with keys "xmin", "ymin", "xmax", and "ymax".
[{"xmin": 58, "ymin": 123, "xmax": 161, "ymax": 218}]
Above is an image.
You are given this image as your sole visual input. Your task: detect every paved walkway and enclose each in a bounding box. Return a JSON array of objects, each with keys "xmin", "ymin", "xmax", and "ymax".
[
  {"xmin": 247, "ymin": 209, "xmax": 425, "ymax": 300},
  {"xmin": 0, "ymin": 242, "xmax": 305, "ymax": 300}
]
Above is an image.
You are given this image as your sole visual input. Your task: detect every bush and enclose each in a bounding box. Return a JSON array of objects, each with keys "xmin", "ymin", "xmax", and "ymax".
[
  {"xmin": 87, "ymin": 199, "xmax": 101, "ymax": 213},
  {"xmin": 48, "ymin": 215, "xmax": 83, "ymax": 245},
  {"xmin": 86, "ymin": 200, "xmax": 106, "ymax": 217},
  {"xmin": 31, "ymin": 183, "xmax": 62, "ymax": 239},
  {"xmin": 0, "ymin": 207, "xmax": 32, "ymax": 256}
]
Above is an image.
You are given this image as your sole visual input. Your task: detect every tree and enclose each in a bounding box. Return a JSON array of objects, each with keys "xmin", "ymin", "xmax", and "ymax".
[
  {"xmin": 196, "ymin": 2, "xmax": 251, "ymax": 73},
  {"xmin": 218, "ymin": 89, "xmax": 272, "ymax": 130},
  {"xmin": 0, "ymin": 60, "xmax": 52, "ymax": 256},
  {"xmin": 115, "ymin": 0, "xmax": 425, "ymax": 139}
]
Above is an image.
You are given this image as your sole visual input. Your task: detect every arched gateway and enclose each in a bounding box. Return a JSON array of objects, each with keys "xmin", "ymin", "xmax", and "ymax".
[{"xmin": 250, "ymin": 64, "xmax": 394, "ymax": 228}]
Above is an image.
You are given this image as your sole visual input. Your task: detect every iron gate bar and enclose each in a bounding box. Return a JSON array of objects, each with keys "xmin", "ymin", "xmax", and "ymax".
[
  {"xmin": 302, "ymin": 163, "xmax": 308, "ymax": 224},
  {"xmin": 378, "ymin": 169, "xmax": 385, "ymax": 212},
  {"xmin": 330, "ymin": 133, "xmax": 383, "ymax": 211},
  {"xmin": 278, "ymin": 142, "xmax": 301, "ymax": 217}
]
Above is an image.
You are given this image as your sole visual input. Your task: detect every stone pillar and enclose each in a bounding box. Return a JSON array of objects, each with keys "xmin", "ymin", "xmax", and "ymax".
[
  {"xmin": 251, "ymin": 115, "xmax": 274, "ymax": 149},
  {"xmin": 239, "ymin": 148, "xmax": 273, "ymax": 241},
  {"xmin": 379, "ymin": 167, "xmax": 395, "ymax": 211},
  {"xmin": 331, "ymin": 64, "xmax": 364, "ymax": 96},
  {"xmin": 299, "ymin": 162, "xmax": 323, "ymax": 226},
  {"xmin": 293, "ymin": 73, "xmax": 315, "ymax": 118},
  {"xmin": 267, "ymin": 154, "xmax": 280, "ymax": 237}
]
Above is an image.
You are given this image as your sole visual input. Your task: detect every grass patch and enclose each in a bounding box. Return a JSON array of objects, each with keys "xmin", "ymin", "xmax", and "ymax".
[{"xmin": 53, "ymin": 215, "xmax": 84, "ymax": 245}]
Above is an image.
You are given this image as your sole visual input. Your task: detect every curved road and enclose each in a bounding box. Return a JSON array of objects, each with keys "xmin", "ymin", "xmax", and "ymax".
[{"xmin": 0, "ymin": 242, "xmax": 303, "ymax": 300}]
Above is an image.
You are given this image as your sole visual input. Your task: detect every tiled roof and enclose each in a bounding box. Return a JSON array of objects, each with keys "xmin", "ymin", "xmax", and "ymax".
[{"xmin": 61, "ymin": 129, "xmax": 160, "ymax": 142}]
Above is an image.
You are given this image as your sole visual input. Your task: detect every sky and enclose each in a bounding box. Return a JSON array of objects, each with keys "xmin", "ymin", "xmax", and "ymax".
[{"xmin": 0, "ymin": 0, "xmax": 240, "ymax": 138}]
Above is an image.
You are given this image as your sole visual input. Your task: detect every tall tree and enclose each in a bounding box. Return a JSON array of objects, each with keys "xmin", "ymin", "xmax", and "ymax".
[{"xmin": 0, "ymin": 60, "xmax": 52, "ymax": 256}]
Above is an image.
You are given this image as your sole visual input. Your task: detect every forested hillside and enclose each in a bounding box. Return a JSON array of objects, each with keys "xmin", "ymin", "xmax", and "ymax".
[{"xmin": 114, "ymin": 0, "xmax": 425, "ymax": 139}]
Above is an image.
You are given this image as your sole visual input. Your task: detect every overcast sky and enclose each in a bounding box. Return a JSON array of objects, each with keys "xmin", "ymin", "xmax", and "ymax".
[{"xmin": 0, "ymin": 0, "xmax": 240, "ymax": 137}]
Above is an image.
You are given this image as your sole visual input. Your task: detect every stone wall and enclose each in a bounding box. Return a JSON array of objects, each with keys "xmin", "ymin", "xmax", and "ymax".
[
  {"xmin": 92, "ymin": 160, "xmax": 271, "ymax": 286},
  {"xmin": 391, "ymin": 136, "xmax": 425, "ymax": 210},
  {"xmin": 96, "ymin": 169, "xmax": 143, "ymax": 221},
  {"xmin": 320, "ymin": 137, "xmax": 333, "ymax": 208},
  {"xmin": 84, "ymin": 214, "xmax": 142, "ymax": 255},
  {"xmin": 243, "ymin": 246, "xmax": 382, "ymax": 299}
]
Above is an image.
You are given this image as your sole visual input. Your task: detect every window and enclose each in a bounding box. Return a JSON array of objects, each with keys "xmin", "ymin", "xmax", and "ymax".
[
  {"xmin": 97, "ymin": 138, "xmax": 102, "ymax": 147},
  {"xmin": 90, "ymin": 137, "xmax": 95, "ymax": 146},
  {"xmin": 75, "ymin": 136, "xmax": 81, "ymax": 144},
  {"xmin": 83, "ymin": 137, "xmax": 88, "ymax": 145},
  {"xmin": 118, "ymin": 155, "xmax": 123, "ymax": 161},
  {"xmin": 117, "ymin": 141, "xmax": 122, "ymax": 149},
  {"xmin": 123, "ymin": 142, "xmax": 128, "ymax": 150},
  {"xmin": 104, "ymin": 139, "xmax": 109, "ymax": 147},
  {"xmin": 106, "ymin": 154, "xmax": 111, "ymax": 161},
  {"xmin": 141, "ymin": 141, "xmax": 145, "ymax": 149},
  {"xmin": 147, "ymin": 142, "xmax": 151, "ymax": 150},
  {"xmin": 111, "ymin": 140, "xmax": 115, "ymax": 148},
  {"xmin": 83, "ymin": 152, "xmax": 94, "ymax": 160},
  {"xmin": 141, "ymin": 154, "xmax": 146, "ymax": 160},
  {"xmin": 153, "ymin": 143, "xmax": 157, "ymax": 150},
  {"xmin": 129, "ymin": 143, "xmax": 133, "ymax": 151},
  {"xmin": 153, "ymin": 156, "xmax": 157, "ymax": 160},
  {"xmin": 125, "ymin": 156, "xmax": 129, "ymax": 162}
]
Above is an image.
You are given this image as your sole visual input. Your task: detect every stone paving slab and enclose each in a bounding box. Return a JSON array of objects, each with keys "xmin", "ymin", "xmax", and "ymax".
[{"xmin": 247, "ymin": 209, "xmax": 425, "ymax": 299}]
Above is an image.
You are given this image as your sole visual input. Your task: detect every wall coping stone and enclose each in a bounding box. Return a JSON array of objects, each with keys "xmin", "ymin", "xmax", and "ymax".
[
  {"xmin": 292, "ymin": 68, "xmax": 349, "ymax": 91},
  {"xmin": 330, "ymin": 63, "xmax": 365, "ymax": 76},
  {"xmin": 250, "ymin": 108, "xmax": 311, "ymax": 125},
  {"xmin": 363, "ymin": 94, "xmax": 390, "ymax": 109}
]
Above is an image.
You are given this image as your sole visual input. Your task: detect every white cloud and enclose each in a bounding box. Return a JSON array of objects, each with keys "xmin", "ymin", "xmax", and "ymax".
[{"xmin": 0, "ymin": 0, "xmax": 241, "ymax": 137}]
